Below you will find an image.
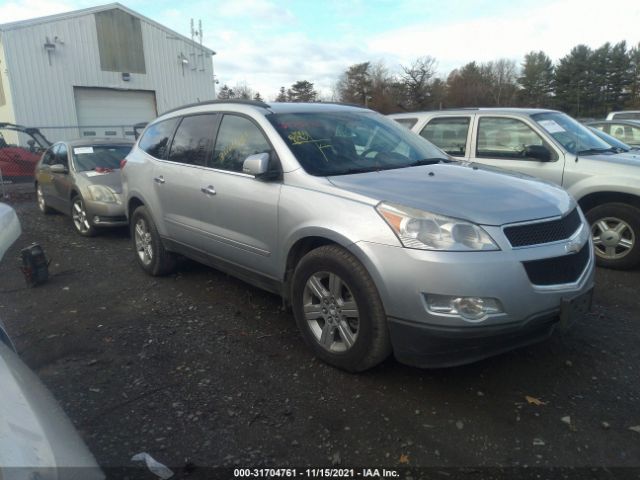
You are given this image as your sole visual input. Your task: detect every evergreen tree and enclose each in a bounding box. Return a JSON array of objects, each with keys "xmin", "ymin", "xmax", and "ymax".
[
  {"xmin": 275, "ymin": 87, "xmax": 288, "ymax": 102},
  {"xmin": 217, "ymin": 84, "xmax": 235, "ymax": 100},
  {"xmin": 518, "ymin": 51, "xmax": 554, "ymax": 107},
  {"xmin": 287, "ymin": 80, "xmax": 318, "ymax": 102}
]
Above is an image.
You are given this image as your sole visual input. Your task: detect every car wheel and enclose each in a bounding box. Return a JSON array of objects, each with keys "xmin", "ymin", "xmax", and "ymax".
[
  {"xmin": 586, "ymin": 203, "xmax": 640, "ymax": 270},
  {"xmin": 36, "ymin": 183, "xmax": 53, "ymax": 214},
  {"xmin": 291, "ymin": 245, "xmax": 391, "ymax": 372},
  {"xmin": 131, "ymin": 205, "xmax": 176, "ymax": 276},
  {"xmin": 71, "ymin": 195, "xmax": 96, "ymax": 237}
]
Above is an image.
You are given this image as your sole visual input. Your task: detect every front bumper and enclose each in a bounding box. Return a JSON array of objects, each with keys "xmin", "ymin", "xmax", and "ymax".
[
  {"xmin": 351, "ymin": 226, "xmax": 595, "ymax": 368},
  {"xmin": 85, "ymin": 199, "xmax": 127, "ymax": 227}
]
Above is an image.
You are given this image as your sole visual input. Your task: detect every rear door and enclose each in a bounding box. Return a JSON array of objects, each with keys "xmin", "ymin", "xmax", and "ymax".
[
  {"xmin": 469, "ymin": 115, "xmax": 565, "ymax": 185},
  {"xmin": 196, "ymin": 113, "xmax": 282, "ymax": 278},
  {"xmin": 153, "ymin": 114, "xmax": 220, "ymax": 249}
]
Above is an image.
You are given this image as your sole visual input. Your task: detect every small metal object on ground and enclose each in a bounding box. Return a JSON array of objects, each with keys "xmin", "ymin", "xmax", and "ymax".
[{"xmin": 20, "ymin": 243, "xmax": 49, "ymax": 287}]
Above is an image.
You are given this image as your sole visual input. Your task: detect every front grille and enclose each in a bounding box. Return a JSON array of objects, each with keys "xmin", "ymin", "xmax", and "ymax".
[
  {"xmin": 522, "ymin": 244, "xmax": 590, "ymax": 286},
  {"xmin": 504, "ymin": 208, "xmax": 582, "ymax": 247}
]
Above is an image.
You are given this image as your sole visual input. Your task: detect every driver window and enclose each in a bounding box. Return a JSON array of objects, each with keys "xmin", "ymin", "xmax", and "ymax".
[
  {"xmin": 56, "ymin": 144, "xmax": 69, "ymax": 167},
  {"xmin": 211, "ymin": 115, "xmax": 272, "ymax": 173},
  {"xmin": 476, "ymin": 117, "xmax": 544, "ymax": 160}
]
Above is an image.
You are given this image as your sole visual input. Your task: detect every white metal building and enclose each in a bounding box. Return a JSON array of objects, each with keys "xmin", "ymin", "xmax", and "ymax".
[{"xmin": 0, "ymin": 3, "xmax": 216, "ymax": 142}]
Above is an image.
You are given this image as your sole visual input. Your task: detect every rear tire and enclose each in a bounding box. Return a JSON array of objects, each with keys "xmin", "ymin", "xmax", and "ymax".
[
  {"xmin": 291, "ymin": 245, "xmax": 391, "ymax": 372},
  {"xmin": 131, "ymin": 205, "xmax": 176, "ymax": 276},
  {"xmin": 586, "ymin": 203, "xmax": 640, "ymax": 270}
]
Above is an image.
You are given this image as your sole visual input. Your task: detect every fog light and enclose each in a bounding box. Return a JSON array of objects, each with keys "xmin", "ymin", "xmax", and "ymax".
[
  {"xmin": 94, "ymin": 216, "xmax": 101, "ymax": 224},
  {"xmin": 427, "ymin": 295, "xmax": 502, "ymax": 321}
]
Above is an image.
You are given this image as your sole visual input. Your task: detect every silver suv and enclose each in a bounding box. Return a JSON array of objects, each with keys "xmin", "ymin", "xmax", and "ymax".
[
  {"xmin": 122, "ymin": 101, "xmax": 594, "ymax": 371},
  {"xmin": 390, "ymin": 109, "xmax": 640, "ymax": 270}
]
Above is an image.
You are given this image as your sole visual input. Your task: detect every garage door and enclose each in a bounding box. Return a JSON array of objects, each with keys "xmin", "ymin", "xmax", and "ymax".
[{"xmin": 74, "ymin": 87, "xmax": 157, "ymax": 140}]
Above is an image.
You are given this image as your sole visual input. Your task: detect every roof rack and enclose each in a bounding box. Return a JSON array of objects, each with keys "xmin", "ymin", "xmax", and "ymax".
[{"xmin": 161, "ymin": 99, "xmax": 270, "ymax": 116}]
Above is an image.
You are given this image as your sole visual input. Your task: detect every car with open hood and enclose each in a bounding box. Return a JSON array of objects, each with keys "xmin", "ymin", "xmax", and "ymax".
[
  {"xmin": 34, "ymin": 138, "xmax": 133, "ymax": 236},
  {"xmin": 390, "ymin": 108, "xmax": 640, "ymax": 270},
  {"xmin": 122, "ymin": 101, "xmax": 594, "ymax": 371}
]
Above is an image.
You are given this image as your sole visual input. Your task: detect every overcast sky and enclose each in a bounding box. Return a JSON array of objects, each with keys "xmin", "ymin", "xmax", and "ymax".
[{"xmin": 2, "ymin": 0, "xmax": 640, "ymax": 99}]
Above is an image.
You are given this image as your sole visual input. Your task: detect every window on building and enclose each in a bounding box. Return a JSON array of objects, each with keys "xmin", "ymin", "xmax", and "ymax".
[
  {"xmin": 139, "ymin": 118, "xmax": 178, "ymax": 159},
  {"xmin": 420, "ymin": 117, "xmax": 470, "ymax": 156},
  {"xmin": 211, "ymin": 115, "xmax": 273, "ymax": 172},
  {"xmin": 168, "ymin": 114, "xmax": 218, "ymax": 166},
  {"xmin": 95, "ymin": 9, "xmax": 146, "ymax": 74}
]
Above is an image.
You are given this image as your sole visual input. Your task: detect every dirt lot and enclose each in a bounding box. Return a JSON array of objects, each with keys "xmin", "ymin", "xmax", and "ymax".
[{"xmin": 1, "ymin": 186, "xmax": 639, "ymax": 478}]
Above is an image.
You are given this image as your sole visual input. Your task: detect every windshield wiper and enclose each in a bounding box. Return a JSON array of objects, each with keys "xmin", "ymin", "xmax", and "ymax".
[
  {"xmin": 577, "ymin": 147, "xmax": 617, "ymax": 155},
  {"xmin": 405, "ymin": 157, "xmax": 449, "ymax": 167}
]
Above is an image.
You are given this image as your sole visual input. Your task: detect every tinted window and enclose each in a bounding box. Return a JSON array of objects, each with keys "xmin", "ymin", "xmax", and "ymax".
[
  {"xmin": 421, "ymin": 117, "xmax": 470, "ymax": 156},
  {"xmin": 211, "ymin": 115, "xmax": 272, "ymax": 172},
  {"xmin": 394, "ymin": 118, "xmax": 418, "ymax": 129},
  {"xmin": 72, "ymin": 145, "xmax": 132, "ymax": 171},
  {"xmin": 612, "ymin": 112, "xmax": 640, "ymax": 120},
  {"xmin": 168, "ymin": 114, "xmax": 217, "ymax": 166},
  {"xmin": 477, "ymin": 117, "xmax": 546, "ymax": 159},
  {"xmin": 139, "ymin": 118, "xmax": 179, "ymax": 159}
]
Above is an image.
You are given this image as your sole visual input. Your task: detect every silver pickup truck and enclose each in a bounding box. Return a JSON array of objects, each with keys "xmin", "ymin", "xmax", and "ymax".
[{"xmin": 390, "ymin": 108, "xmax": 640, "ymax": 270}]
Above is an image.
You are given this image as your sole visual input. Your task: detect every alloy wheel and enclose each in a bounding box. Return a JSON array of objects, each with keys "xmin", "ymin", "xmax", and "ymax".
[
  {"xmin": 72, "ymin": 198, "xmax": 91, "ymax": 234},
  {"xmin": 134, "ymin": 218, "xmax": 154, "ymax": 266},
  {"xmin": 591, "ymin": 217, "xmax": 635, "ymax": 260},
  {"xmin": 302, "ymin": 271, "xmax": 360, "ymax": 353}
]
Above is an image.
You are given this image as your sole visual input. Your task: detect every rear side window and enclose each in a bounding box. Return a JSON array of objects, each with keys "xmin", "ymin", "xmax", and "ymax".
[
  {"xmin": 211, "ymin": 115, "xmax": 272, "ymax": 172},
  {"xmin": 420, "ymin": 117, "xmax": 470, "ymax": 156},
  {"xmin": 168, "ymin": 114, "xmax": 218, "ymax": 166},
  {"xmin": 139, "ymin": 118, "xmax": 179, "ymax": 159}
]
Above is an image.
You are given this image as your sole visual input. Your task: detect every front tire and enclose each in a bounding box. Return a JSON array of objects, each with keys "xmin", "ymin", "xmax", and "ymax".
[
  {"xmin": 71, "ymin": 195, "xmax": 96, "ymax": 237},
  {"xmin": 586, "ymin": 203, "xmax": 640, "ymax": 270},
  {"xmin": 131, "ymin": 205, "xmax": 176, "ymax": 276},
  {"xmin": 291, "ymin": 245, "xmax": 391, "ymax": 372},
  {"xmin": 36, "ymin": 183, "xmax": 53, "ymax": 214}
]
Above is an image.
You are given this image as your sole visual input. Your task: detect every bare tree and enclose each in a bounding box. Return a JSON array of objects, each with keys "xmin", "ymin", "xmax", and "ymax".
[{"xmin": 400, "ymin": 56, "xmax": 437, "ymax": 109}]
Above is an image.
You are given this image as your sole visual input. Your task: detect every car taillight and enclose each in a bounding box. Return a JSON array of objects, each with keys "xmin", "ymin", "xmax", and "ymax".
[{"xmin": 120, "ymin": 158, "xmax": 127, "ymax": 170}]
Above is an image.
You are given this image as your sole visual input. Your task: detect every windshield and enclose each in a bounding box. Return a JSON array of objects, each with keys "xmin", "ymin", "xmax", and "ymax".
[
  {"xmin": 531, "ymin": 112, "xmax": 612, "ymax": 155},
  {"xmin": 72, "ymin": 145, "xmax": 132, "ymax": 172},
  {"xmin": 267, "ymin": 111, "xmax": 447, "ymax": 176}
]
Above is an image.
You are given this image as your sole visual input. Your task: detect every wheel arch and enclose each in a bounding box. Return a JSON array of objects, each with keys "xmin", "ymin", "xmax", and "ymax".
[{"xmin": 577, "ymin": 191, "xmax": 640, "ymax": 213}]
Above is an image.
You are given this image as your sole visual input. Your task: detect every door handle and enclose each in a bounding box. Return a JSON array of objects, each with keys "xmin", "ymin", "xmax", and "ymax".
[
  {"xmin": 153, "ymin": 176, "xmax": 165, "ymax": 184},
  {"xmin": 200, "ymin": 185, "xmax": 216, "ymax": 196}
]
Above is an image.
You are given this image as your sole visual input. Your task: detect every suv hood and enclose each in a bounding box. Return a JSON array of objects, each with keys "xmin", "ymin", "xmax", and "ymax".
[
  {"xmin": 328, "ymin": 162, "xmax": 573, "ymax": 226},
  {"xmin": 577, "ymin": 151, "xmax": 640, "ymax": 166}
]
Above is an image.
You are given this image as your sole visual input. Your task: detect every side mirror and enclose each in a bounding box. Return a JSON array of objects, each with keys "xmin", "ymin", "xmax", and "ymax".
[
  {"xmin": 50, "ymin": 164, "xmax": 68, "ymax": 174},
  {"xmin": 525, "ymin": 145, "xmax": 552, "ymax": 161},
  {"xmin": 242, "ymin": 153, "xmax": 270, "ymax": 176}
]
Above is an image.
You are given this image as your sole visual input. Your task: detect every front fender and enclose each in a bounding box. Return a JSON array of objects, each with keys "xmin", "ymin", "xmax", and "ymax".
[{"xmin": 567, "ymin": 175, "xmax": 640, "ymax": 201}]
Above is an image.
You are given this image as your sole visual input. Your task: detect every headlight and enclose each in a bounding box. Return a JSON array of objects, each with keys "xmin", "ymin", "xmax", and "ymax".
[
  {"xmin": 376, "ymin": 202, "xmax": 498, "ymax": 251},
  {"xmin": 87, "ymin": 185, "xmax": 119, "ymax": 204}
]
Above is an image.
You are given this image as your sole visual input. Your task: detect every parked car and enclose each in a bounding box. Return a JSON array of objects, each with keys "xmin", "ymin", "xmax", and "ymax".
[
  {"xmin": 0, "ymin": 202, "xmax": 104, "ymax": 479},
  {"xmin": 122, "ymin": 100, "xmax": 594, "ymax": 371},
  {"xmin": 587, "ymin": 126, "xmax": 640, "ymax": 153},
  {"xmin": 0, "ymin": 122, "xmax": 52, "ymax": 183},
  {"xmin": 606, "ymin": 110, "xmax": 640, "ymax": 121},
  {"xmin": 390, "ymin": 108, "xmax": 640, "ymax": 270},
  {"xmin": 34, "ymin": 138, "xmax": 134, "ymax": 236},
  {"xmin": 587, "ymin": 120, "xmax": 640, "ymax": 147}
]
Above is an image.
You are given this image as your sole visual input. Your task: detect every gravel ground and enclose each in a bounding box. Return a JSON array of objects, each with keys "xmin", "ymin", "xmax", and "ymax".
[{"xmin": 0, "ymin": 186, "xmax": 639, "ymax": 479}]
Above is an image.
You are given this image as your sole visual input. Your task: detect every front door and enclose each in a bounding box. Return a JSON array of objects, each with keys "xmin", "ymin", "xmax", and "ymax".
[
  {"xmin": 470, "ymin": 116, "xmax": 565, "ymax": 185},
  {"xmin": 197, "ymin": 114, "xmax": 282, "ymax": 278}
]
